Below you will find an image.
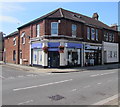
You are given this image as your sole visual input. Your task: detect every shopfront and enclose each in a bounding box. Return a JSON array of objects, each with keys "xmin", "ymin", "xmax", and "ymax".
[
  {"xmin": 48, "ymin": 42, "xmax": 60, "ymax": 68},
  {"xmin": 31, "ymin": 42, "xmax": 43, "ymax": 66},
  {"xmin": 103, "ymin": 42, "xmax": 119, "ymax": 64},
  {"xmin": 84, "ymin": 44, "xmax": 102, "ymax": 66},
  {"xmin": 31, "ymin": 41, "xmax": 83, "ymax": 68},
  {"xmin": 65, "ymin": 43, "xmax": 83, "ymax": 67}
]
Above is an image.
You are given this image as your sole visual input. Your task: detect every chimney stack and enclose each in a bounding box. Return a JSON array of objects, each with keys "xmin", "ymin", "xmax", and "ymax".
[
  {"xmin": 92, "ymin": 13, "xmax": 99, "ymax": 20},
  {"xmin": 110, "ymin": 24, "xmax": 118, "ymax": 31}
]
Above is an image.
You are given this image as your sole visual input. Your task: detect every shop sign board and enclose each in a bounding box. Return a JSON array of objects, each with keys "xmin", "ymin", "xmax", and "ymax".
[
  {"xmin": 31, "ymin": 42, "xmax": 43, "ymax": 49},
  {"xmin": 65, "ymin": 43, "xmax": 83, "ymax": 48},
  {"xmin": 85, "ymin": 45, "xmax": 101, "ymax": 50},
  {"xmin": 48, "ymin": 42, "xmax": 60, "ymax": 48}
]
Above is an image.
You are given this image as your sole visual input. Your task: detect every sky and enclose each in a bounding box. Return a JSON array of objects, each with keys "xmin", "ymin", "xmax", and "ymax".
[{"xmin": 0, "ymin": 2, "xmax": 118, "ymax": 35}]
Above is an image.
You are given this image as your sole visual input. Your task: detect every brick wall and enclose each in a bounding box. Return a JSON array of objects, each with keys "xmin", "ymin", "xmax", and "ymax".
[
  {"xmin": 45, "ymin": 19, "xmax": 83, "ymax": 38},
  {"xmin": 19, "ymin": 26, "xmax": 31, "ymax": 65},
  {"xmin": 4, "ymin": 34, "xmax": 19, "ymax": 64},
  {"xmin": 19, "ymin": 20, "xmax": 45, "ymax": 65}
]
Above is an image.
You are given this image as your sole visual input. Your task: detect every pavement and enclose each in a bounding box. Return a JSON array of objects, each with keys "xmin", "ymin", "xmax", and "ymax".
[
  {"xmin": 1, "ymin": 62, "xmax": 120, "ymax": 73},
  {"xmin": 1, "ymin": 63, "xmax": 120, "ymax": 105}
]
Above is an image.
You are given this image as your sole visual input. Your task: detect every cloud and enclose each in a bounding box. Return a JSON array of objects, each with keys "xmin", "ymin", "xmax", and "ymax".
[
  {"xmin": 0, "ymin": 3, "xmax": 25, "ymax": 12},
  {"xmin": 0, "ymin": 16, "xmax": 21, "ymax": 24}
]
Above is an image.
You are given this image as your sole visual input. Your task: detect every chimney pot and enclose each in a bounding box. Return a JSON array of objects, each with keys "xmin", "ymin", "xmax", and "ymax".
[{"xmin": 92, "ymin": 13, "xmax": 99, "ymax": 20}]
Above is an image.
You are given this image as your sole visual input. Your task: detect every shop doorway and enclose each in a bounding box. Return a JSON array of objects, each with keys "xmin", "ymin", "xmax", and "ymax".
[
  {"xmin": 20, "ymin": 50, "xmax": 22, "ymax": 64},
  {"xmin": 68, "ymin": 51, "xmax": 78, "ymax": 66},
  {"xmin": 48, "ymin": 51, "xmax": 60, "ymax": 68}
]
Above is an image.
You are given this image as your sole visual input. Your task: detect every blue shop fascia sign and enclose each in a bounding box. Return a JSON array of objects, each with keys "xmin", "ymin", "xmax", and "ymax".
[
  {"xmin": 31, "ymin": 42, "xmax": 43, "ymax": 49},
  {"xmin": 31, "ymin": 42, "xmax": 83, "ymax": 50},
  {"xmin": 65, "ymin": 43, "xmax": 83, "ymax": 48}
]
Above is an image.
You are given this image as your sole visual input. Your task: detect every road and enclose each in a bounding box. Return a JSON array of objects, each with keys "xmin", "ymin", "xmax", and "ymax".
[{"xmin": 1, "ymin": 64, "xmax": 119, "ymax": 105}]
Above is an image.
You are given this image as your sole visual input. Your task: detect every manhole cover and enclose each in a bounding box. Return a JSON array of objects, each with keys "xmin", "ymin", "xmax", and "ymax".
[{"xmin": 48, "ymin": 95, "xmax": 65, "ymax": 101}]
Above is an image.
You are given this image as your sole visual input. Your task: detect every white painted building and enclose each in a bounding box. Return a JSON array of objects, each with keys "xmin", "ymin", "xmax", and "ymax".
[{"xmin": 103, "ymin": 42, "xmax": 119, "ymax": 63}]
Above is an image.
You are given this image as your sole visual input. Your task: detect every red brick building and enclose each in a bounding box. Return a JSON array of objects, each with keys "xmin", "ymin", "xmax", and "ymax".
[
  {"xmin": 0, "ymin": 32, "xmax": 4, "ymax": 61},
  {"xmin": 4, "ymin": 8, "xmax": 119, "ymax": 67},
  {"xmin": 4, "ymin": 31, "xmax": 19, "ymax": 64}
]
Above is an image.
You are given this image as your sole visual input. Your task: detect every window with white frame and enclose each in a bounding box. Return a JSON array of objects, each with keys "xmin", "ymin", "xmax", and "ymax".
[
  {"xmin": 13, "ymin": 37, "xmax": 16, "ymax": 46},
  {"xmin": 104, "ymin": 32, "xmax": 109, "ymax": 41},
  {"xmin": 91, "ymin": 28, "xmax": 95, "ymax": 40},
  {"xmin": 36, "ymin": 24, "xmax": 40, "ymax": 37},
  {"xmin": 87, "ymin": 27, "xmax": 90, "ymax": 40},
  {"xmin": 113, "ymin": 51, "xmax": 117, "ymax": 58},
  {"xmin": 112, "ymin": 33, "xmax": 114, "ymax": 42},
  {"xmin": 39, "ymin": 50, "xmax": 42, "ymax": 65},
  {"xmin": 96, "ymin": 29, "xmax": 98, "ymax": 41},
  {"xmin": 21, "ymin": 32, "xmax": 25, "ymax": 44},
  {"xmin": 109, "ymin": 33, "xmax": 112, "ymax": 42},
  {"xmin": 72, "ymin": 24, "xmax": 77, "ymax": 37},
  {"xmin": 51, "ymin": 22, "xmax": 58, "ymax": 36},
  {"xmin": 109, "ymin": 51, "xmax": 112, "ymax": 58}
]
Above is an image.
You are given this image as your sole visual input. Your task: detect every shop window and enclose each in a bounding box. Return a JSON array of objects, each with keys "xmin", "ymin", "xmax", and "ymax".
[
  {"xmin": 109, "ymin": 51, "xmax": 112, "ymax": 58},
  {"xmin": 13, "ymin": 37, "xmax": 16, "ymax": 46},
  {"xmin": 21, "ymin": 32, "xmax": 25, "ymax": 44},
  {"xmin": 39, "ymin": 50, "xmax": 42, "ymax": 64},
  {"xmin": 51, "ymin": 22, "xmax": 58, "ymax": 36},
  {"xmin": 91, "ymin": 28, "xmax": 95, "ymax": 40},
  {"xmin": 114, "ymin": 51, "xmax": 117, "ymax": 58},
  {"xmin": 96, "ymin": 29, "xmax": 98, "ymax": 41},
  {"xmin": 36, "ymin": 24, "xmax": 40, "ymax": 37},
  {"xmin": 13, "ymin": 50, "xmax": 16, "ymax": 61},
  {"xmin": 72, "ymin": 24, "xmax": 77, "ymax": 37},
  {"xmin": 87, "ymin": 27, "xmax": 90, "ymax": 40}
]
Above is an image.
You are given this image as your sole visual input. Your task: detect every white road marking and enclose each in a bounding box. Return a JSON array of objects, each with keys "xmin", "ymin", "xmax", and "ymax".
[
  {"xmin": 90, "ymin": 72, "xmax": 116, "ymax": 77},
  {"xmin": 0, "ymin": 75, "xmax": 4, "ymax": 79},
  {"xmin": 71, "ymin": 89, "xmax": 77, "ymax": 92},
  {"xmin": 26, "ymin": 74, "xmax": 35, "ymax": 77},
  {"xmin": 90, "ymin": 74, "xmax": 99, "ymax": 77},
  {"xmin": 100, "ymin": 72, "xmax": 115, "ymax": 76},
  {"xmin": 84, "ymin": 85, "xmax": 90, "ymax": 88},
  {"xmin": 7, "ymin": 77, "xmax": 15, "ymax": 80},
  {"xmin": 97, "ymin": 82, "xmax": 102, "ymax": 85},
  {"xmin": 13, "ymin": 79, "xmax": 73, "ymax": 91},
  {"xmin": 18, "ymin": 100, "xmax": 33, "ymax": 105},
  {"xmin": 93, "ymin": 94, "xmax": 118, "ymax": 105},
  {"xmin": 18, "ymin": 75, "xmax": 24, "ymax": 78}
]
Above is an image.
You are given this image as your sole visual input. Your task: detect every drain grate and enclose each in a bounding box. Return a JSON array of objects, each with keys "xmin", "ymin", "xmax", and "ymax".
[{"xmin": 48, "ymin": 95, "xmax": 65, "ymax": 101}]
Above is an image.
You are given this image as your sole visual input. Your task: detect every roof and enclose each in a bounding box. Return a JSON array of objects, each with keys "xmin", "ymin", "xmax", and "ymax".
[
  {"xmin": 18, "ymin": 8, "xmax": 116, "ymax": 31},
  {"xmin": 4, "ymin": 31, "xmax": 18, "ymax": 38}
]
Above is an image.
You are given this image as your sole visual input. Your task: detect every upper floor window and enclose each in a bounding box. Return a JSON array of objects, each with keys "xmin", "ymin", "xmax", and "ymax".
[
  {"xmin": 96, "ymin": 29, "xmax": 98, "ymax": 41},
  {"xmin": 21, "ymin": 32, "xmax": 25, "ymax": 44},
  {"xmin": 91, "ymin": 28, "xmax": 95, "ymax": 40},
  {"xmin": 104, "ymin": 32, "xmax": 108, "ymax": 41},
  {"xmin": 112, "ymin": 33, "xmax": 114, "ymax": 42},
  {"xmin": 13, "ymin": 37, "xmax": 16, "ymax": 46},
  {"xmin": 51, "ymin": 22, "xmax": 58, "ymax": 36},
  {"xmin": 36, "ymin": 24, "xmax": 40, "ymax": 37},
  {"xmin": 109, "ymin": 33, "xmax": 112, "ymax": 42},
  {"xmin": 13, "ymin": 50, "xmax": 16, "ymax": 61},
  {"xmin": 87, "ymin": 27, "xmax": 90, "ymax": 40},
  {"xmin": 72, "ymin": 24, "xmax": 77, "ymax": 37}
]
